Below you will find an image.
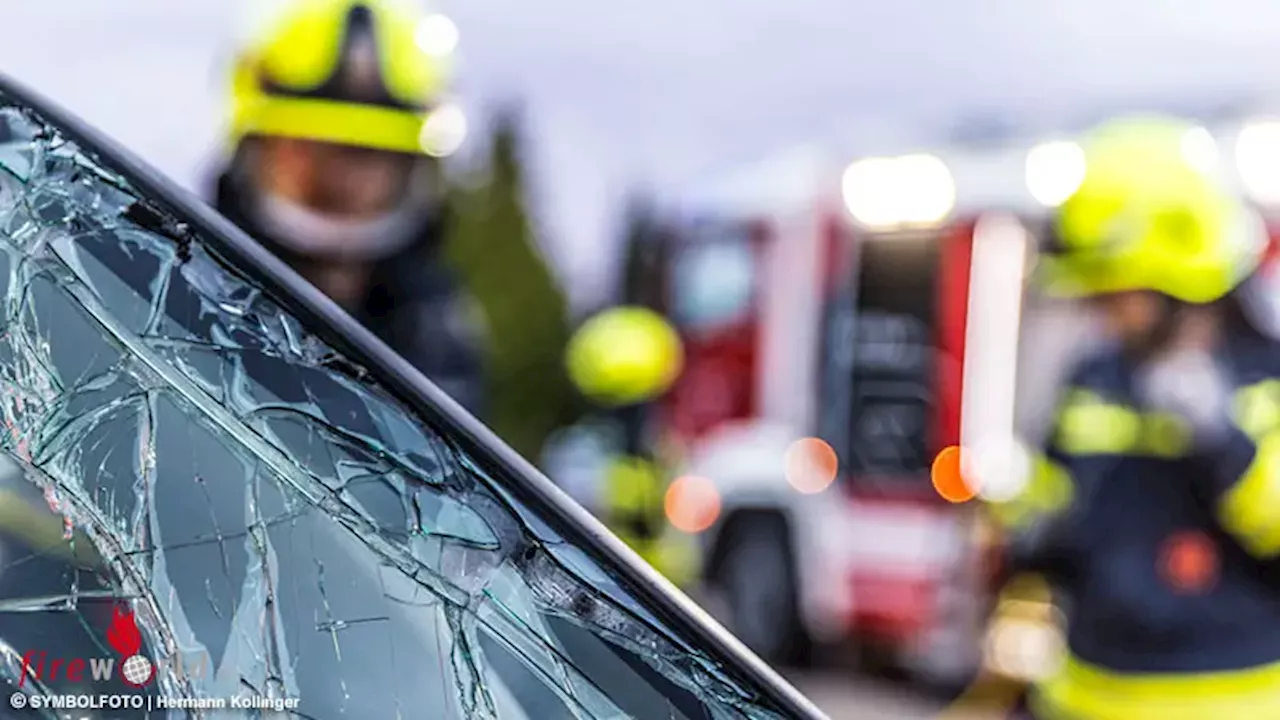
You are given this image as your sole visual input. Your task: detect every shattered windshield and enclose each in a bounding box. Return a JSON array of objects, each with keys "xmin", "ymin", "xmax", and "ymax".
[{"xmin": 0, "ymin": 85, "xmax": 806, "ymax": 719}]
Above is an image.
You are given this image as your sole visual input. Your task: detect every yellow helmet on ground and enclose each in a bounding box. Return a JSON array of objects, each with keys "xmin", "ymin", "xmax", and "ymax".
[
  {"xmin": 1042, "ymin": 115, "xmax": 1267, "ymax": 304},
  {"xmin": 230, "ymin": 0, "xmax": 453, "ymax": 155},
  {"xmin": 566, "ymin": 307, "xmax": 684, "ymax": 408}
]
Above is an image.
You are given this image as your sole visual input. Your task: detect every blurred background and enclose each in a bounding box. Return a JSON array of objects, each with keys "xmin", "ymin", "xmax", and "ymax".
[{"xmin": 10, "ymin": 1, "xmax": 1280, "ymax": 716}]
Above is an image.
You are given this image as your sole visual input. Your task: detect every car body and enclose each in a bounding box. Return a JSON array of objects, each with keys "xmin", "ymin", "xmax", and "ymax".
[{"xmin": 0, "ymin": 75, "xmax": 825, "ymax": 719}]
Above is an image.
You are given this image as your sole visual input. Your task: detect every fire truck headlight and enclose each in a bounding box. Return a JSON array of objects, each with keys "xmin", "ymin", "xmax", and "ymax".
[
  {"xmin": 1025, "ymin": 141, "xmax": 1086, "ymax": 208},
  {"xmin": 1236, "ymin": 120, "xmax": 1280, "ymax": 204},
  {"xmin": 897, "ymin": 153, "xmax": 955, "ymax": 225},
  {"xmin": 842, "ymin": 157, "xmax": 902, "ymax": 229},
  {"xmin": 842, "ymin": 154, "xmax": 954, "ymax": 229}
]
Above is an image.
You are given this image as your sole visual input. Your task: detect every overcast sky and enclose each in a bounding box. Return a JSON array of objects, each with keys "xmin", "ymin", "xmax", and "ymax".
[{"xmin": 4, "ymin": 0, "xmax": 1280, "ymax": 304}]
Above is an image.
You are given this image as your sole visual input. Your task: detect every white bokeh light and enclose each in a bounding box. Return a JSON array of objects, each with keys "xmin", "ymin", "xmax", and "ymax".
[
  {"xmin": 420, "ymin": 102, "xmax": 468, "ymax": 157},
  {"xmin": 897, "ymin": 153, "xmax": 956, "ymax": 225},
  {"xmin": 1025, "ymin": 141, "xmax": 1086, "ymax": 208},
  {"xmin": 842, "ymin": 157, "xmax": 902, "ymax": 229},
  {"xmin": 841, "ymin": 153, "xmax": 954, "ymax": 229},
  {"xmin": 1236, "ymin": 120, "xmax": 1280, "ymax": 204},
  {"xmin": 986, "ymin": 612, "xmax": 1066, "ymax": 682},
  {"xmin": 1180, "ymin": 126, "xmax": 1220, "ymax": 174},
  {"xmin": 415, "ymin": 13, "xmax": 459, "ymax": 57},
  {"xmin": 967, "ymin": 437, "xmax": 1033, "ymax": 503}
]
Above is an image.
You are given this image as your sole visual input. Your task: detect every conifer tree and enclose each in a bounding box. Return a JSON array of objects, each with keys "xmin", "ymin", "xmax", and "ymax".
[{"xmin": 443, "ymin": 106, "xmax": 579, "ymax": 462}]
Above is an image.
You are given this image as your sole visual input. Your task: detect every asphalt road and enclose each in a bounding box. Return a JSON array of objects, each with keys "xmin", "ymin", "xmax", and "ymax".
[
  {"xmin": 787, "ymin": 673, "xmax": 941, "ymax": 719},
  {"xmin": 783, "ymin": 671, "xmax": 1015, "ymax": 720},
  {"xmin": 688, "ymin": 588, "xmax": 1007, "ymax": 719}
]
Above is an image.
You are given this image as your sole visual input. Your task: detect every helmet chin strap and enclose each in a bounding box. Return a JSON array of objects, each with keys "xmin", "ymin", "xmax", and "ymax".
[{"xmin": 252, "ymin": 192, "xmax": 425, "ymax": 262}]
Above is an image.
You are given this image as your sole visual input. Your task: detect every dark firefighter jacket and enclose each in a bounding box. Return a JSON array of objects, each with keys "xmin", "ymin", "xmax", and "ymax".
[
  {"xmin": 992, "ymin": 330, "xmax": 1280, "ymax": 719},
  {"xmin": 210, "ymin": 170, "xmax": 485, "ymax": 417}
]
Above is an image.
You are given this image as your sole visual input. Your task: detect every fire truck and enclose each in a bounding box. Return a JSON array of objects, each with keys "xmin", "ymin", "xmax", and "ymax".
[{"xmin": 631, "ymin": 116, "xmax": 1280, "ymax": 686}]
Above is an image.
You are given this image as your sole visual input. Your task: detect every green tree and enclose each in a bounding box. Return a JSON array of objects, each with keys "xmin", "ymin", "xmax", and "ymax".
[{"xmin": 443, "ymin": 106, "xmax": 580, "ymax": 462}]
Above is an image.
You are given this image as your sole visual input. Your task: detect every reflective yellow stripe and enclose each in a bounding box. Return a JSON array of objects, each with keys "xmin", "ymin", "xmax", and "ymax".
[
  {"xmin": 988, "ymin": 390, "xmax": 1194, "ymax": 531},
  {"xmin": 232, "ymin": 94, "xmax": 429, "ymax": 154},
  {"xmin": 1057, "ymin": 391, "xmax": 1140, "ymax": 454},
  {"xmin": 1143, "ymin": 412, "xmax": 1191, "ymax": 456},
  {"xmin": 1217, "ymin": 430, "xmax": 1280, "ymax": 557},
  {"xmin": 989, "ymin": 454, "xmax": 1075, "ymax": 531},
  {"xmin": 1221, "ymin": 380, "xmax": 1280, "ymax": 557},
  {"xmin": 1034, "ymin": 653, "xmax": 1280, "ymax": 720},
  {"xmin": 1233, "ymin": 379, "xmax": 1280, "ymax": 441},
  {"xmin": 1055, "ymin": 391, "xmax": 1191, "ymax": 458}
]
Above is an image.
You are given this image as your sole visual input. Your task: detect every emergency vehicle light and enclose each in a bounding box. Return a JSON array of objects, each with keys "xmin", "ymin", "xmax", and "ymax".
[
  {"xmin": 1236, "ymin": 120, "xmax": 1280, "ymax": 204},
  {"xmin": 841, "ymin": 153, "xmax": 955, "ymax": 230}
]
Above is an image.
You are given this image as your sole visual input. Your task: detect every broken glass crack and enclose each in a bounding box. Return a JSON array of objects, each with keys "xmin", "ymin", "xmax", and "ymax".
[{"xmin": 0, "ymin": 94, "xmax": 796, "ymax": 719}]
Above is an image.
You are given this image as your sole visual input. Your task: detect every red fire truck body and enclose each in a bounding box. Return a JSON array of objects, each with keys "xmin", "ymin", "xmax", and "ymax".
[{"xmin": 643, "ymin": 119, "xmax": 1280, "ymax": 682}]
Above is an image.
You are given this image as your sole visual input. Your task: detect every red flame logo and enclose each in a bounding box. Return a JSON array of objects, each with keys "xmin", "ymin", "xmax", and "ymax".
[{"xmin": 106, "ymin": 605, "xmax": 142, "ymax": 657}]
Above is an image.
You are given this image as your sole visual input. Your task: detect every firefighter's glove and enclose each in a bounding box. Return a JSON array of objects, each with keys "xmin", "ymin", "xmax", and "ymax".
[{"xmin": 1135, "ymin": 348, "xmax": 1233, "ymax": 451}]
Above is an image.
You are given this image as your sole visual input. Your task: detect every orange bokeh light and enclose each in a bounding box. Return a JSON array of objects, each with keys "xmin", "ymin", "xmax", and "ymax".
[
  {"xmin": 784, "ymin": 437, "xmax": 839, "ymax": 494},
  {"xmin": 664, "ymin": 475, "xmax": 721, "ymax": 534},
  {"xmin": 1161, "ymin": 531, "xmax": 1219, "ymax": 594},
  {"xmin": 931, "ymin": 445, "xmax": 977, "ymax": 503}
]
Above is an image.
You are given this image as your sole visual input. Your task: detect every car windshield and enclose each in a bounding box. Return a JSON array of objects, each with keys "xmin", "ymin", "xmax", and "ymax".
[
  {"xmin": 669, "ymin": 229, "xmax": 757, "ymax": 333},
  {"xmin": 0, "ymin": 82, "xmax": 813, "ymax": 719}
]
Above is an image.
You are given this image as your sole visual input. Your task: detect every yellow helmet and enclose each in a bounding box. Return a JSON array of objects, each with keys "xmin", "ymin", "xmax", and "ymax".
[
  {"xmin": 1043, "ymin": 115, "xmax": 1267, "ymax": 304},
  {"xmin": 566, "ymin": 307, "xmax": 684, "ymax": 408},
  {"xmin": 230, "ymin": 0, "xmax": 453, "ymax": 155}
]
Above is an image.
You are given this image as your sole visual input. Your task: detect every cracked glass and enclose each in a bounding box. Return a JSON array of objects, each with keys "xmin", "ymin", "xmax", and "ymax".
[{"xmin": 0, "ymin": 89, "xmax": 798, "ymax": 719}]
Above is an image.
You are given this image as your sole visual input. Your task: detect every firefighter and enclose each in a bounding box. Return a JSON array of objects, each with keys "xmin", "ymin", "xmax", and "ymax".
[
  {"xmin": 209, "ymin": 0, "xmax": 484, "ymax": 413},
  {"xmin": 986, "ymin": 115, "xmax": 1280, "ymax": 719},
  {"xmin": 565, "ymin": 306, "xmax": 696, "ymax": 584}
]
